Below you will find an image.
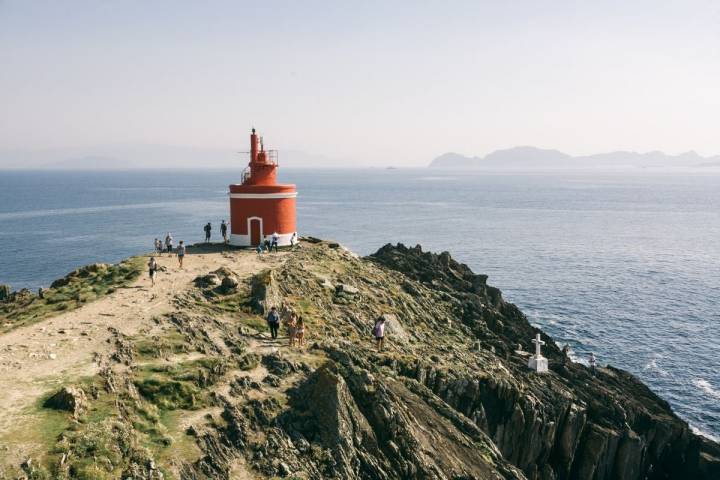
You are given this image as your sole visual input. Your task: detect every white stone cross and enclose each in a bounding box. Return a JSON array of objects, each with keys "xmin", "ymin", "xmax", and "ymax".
[
  {"xmin": 532, "ymin": 333, "xmax": 545, "ymax": 357},
  {"xmin": 528, "ymin": 333, "xmax": 549, "ymax": 373}
]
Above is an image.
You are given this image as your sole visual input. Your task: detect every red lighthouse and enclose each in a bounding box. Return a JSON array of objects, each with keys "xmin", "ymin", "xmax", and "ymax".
[{"xmin": 228, "ymin": 129, "xmax": 297, "ymax": 247}]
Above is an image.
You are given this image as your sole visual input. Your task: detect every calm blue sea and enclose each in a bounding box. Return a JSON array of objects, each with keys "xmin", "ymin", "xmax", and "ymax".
[{"xmin": 0, "ymin": 169, "xmax": 719, "ymax": 439}]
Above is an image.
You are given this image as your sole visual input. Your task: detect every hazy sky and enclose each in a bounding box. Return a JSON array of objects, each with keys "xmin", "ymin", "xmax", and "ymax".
[{"xmin": 1, "ymin": 0, "xmax": 720, "ymax": 166}]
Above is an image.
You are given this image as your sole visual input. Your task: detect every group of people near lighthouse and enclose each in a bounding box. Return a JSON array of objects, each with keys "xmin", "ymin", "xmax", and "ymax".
[
  {"xmin": 148, "ymin": 233, "xmax": 187, "ymax": 285},
  {"xmin": 204, "ymin": 220, "xmax": 229, "ymax": 244},
  {"xmin": 152, "ymin": 234, "xmax": 186, "ymax": 265}
]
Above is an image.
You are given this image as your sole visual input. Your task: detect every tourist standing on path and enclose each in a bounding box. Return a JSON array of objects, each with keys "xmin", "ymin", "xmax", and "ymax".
[
  {"xmin": 373, "ymin": 316, "xmax": 387, "ymax": 351},
  {"xmin": 589, "ymin": 353, "xmax": 597, "ymax": 374},
  {"xmin": 271, "ymin": 232, "xmax": 279, "ymax": 252},
  {"xmin": 290, "ymin": 232, "xmax": 298, "ymax": 249},
  {"xmin": 176, "ymin": 241, "xmax": 186, "ymax": 269},
  {"xmin": 165, "ymin": 233, "xmax": 174, "ymax": 254},
  {"xmin": 221, "ymin": 220, "xmax": 228, "ymax": 243},
  {"xmin": 154, "ymin": 238, "xmax": 163, "ymax": 256},
  {"xmin": 287, "ymin": 312, "xmax": 297, "ymax": 347},
  {"xmin": 204, "ymin": 222, "xmax": 212, "ymax": 243},
  {"xmin": 148, "ymin": 257, "xmax": 158, "ymax": 286},
  {"xmin": 295, "ymin": 316, "xmax": 306, "ymax": 347},
  {"xmin": 267, "ymin": 306, "xmax": 280, "ymax": 339}
]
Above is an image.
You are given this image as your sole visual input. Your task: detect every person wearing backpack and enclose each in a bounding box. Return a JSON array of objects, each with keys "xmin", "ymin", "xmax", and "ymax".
[{"xmin": 373, "ymin": 316, "xmax": 387, "ymax": 351}]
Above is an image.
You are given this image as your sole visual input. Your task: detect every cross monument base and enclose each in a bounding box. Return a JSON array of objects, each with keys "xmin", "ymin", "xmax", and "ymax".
[{"xmin": 528, "ymin": 355, "xmax": 548, "ymax": 373}]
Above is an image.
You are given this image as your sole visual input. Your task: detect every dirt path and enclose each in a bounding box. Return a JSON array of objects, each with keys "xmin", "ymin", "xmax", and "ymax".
[{"xmin": 0, "ymin": 247, "xmax": 287, "ymax": 465}]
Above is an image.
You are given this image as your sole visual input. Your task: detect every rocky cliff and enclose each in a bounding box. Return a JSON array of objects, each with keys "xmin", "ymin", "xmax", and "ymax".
[{"xmin": 1, "ymin": 240, "xmax": 718, "ymax": 480}]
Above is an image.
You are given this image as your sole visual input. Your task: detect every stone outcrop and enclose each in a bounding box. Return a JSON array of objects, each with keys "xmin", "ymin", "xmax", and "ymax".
[
  {"xmin": 12, "ymin": 240, "xmax": 719, "ymax": 480},
  {"xmin": 43, "ymin": 386, "xmax": 87, "ymax": 417}
]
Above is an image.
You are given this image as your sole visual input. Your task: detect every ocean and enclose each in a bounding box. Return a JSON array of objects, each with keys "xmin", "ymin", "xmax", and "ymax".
[{"xmin": 0, "ymin": 169, "xmax": 718, "ymax": 440}]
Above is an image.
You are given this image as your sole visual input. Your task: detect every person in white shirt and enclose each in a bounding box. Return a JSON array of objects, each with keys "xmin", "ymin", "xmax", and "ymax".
[
  {"xmin": 176, "ymin": 241, "xmax": 186, "ymax": 268},
  {"xmin": 373, "ymin": 316, "xmax": 387, "ymax": 351},
  {"xmin": 589, "ymin": 352, "xmax": 597, "ymax": 374}
]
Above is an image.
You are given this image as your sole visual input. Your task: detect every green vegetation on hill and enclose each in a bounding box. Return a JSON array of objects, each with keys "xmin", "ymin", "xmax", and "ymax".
[{"xmin": 0, "ymin": 257, "xmax": 145, "ymax": 334}]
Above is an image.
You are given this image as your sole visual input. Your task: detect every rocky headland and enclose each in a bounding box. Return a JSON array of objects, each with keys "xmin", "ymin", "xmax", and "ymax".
[{"xmin": 0, "ymin": 240, "xmax": 718, "ymax": 479}]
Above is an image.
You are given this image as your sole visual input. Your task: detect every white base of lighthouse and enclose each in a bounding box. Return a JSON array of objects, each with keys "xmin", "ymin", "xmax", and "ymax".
[{"xmin": 229, "ymin": 231, "xmax": 296, "ymax": 247}]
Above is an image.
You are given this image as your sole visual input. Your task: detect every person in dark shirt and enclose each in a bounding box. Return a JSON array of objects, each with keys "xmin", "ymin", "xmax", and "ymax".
[
  {"xmin": 266, "ymin": 306, "xmax": 280, "ymax": 339},
  {"xmin": 220, "ymin": 220, "xmax": 228, "ymax": 243},
  {"xmin": 204, "ymin": 222, "xmax": 212, "ymax": 243}
]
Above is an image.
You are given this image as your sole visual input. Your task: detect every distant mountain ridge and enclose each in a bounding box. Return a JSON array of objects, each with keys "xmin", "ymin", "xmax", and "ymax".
[
  {"xmin": 430, "ymin": 146, "xmax": 720, "ymax": 170},
  {"xmin": 0, "ymin": 145, "xmax": 342, "ymax": 170}
]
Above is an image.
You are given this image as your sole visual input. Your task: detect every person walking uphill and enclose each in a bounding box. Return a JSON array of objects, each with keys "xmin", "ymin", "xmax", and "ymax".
[
  {"xmin": 204, "ymin": 222, "xmax": 212, "ymax": 243},
  {"xmin": 147, "ymin": 257, "xmax": 158, "ymax": 286},
  {"xmin": 267, "ymin": 306, "xmax": 280, "ymax": 339},
  {"xmin": 176, "ymin": 240, "xmax": 186, "ymax": 269}
]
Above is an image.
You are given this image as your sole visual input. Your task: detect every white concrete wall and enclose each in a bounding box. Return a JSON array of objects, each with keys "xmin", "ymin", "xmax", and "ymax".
[{"xmin": 229, "ymin": 231, "xmax": 297, "ymax": 247}]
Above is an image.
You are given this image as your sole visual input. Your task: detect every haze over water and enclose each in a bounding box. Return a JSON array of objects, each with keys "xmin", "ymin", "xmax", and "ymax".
[{"xmin": 0, "ymin": 169, "xmax": 718, "ymax": 440}]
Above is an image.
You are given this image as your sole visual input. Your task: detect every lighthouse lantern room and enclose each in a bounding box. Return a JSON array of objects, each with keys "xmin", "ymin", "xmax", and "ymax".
[{"xmin": 228, "ymin": 129, "xmax": 297, "ymax": 247}]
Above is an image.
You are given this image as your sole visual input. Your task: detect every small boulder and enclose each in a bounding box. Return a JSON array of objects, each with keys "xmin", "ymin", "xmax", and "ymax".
[
  {"xmin": 221, "ymin": 275, "xmax": 239, "ymax": 290},
  {"xmin": 335, "ymin": 284, "xmax": 359, "ymax": 295},
  {"xmin": 278, "ymin": 462, "xmax": 292, "ymax": 476},
  {"xmin": 194, "ymin": 273, "xmax": 221, "ymax": 288},
  {"xmin": 379, "ymin": 313, "xmax": 409, "ymax": 344},
  {"xmin": 43, "ymin": 386, "xmax": 87, "ymax": 416}
]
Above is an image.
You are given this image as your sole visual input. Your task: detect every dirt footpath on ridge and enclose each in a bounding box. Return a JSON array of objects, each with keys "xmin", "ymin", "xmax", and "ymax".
[{"xmin": 0, "ymin": 245, "xmax": 286, "ymax": 470}]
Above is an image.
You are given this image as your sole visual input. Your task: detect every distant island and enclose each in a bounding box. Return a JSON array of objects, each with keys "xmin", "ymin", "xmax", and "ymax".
[{"xmin": 430, "ymin": 146, "xmax": 720, "ymax": 171}]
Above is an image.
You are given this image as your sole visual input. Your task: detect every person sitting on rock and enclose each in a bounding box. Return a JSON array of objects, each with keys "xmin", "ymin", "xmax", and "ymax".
[
  {"xmin": 267, "ymin": 306, "xmax": 280, "ymax": 340},
  {"xmin": 295, "ymin": 316, "xmax": 306, "ymax": 347},
  {"xmin": 373, "ymin": 316, "xmax": 387, "ymax": 351}
]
